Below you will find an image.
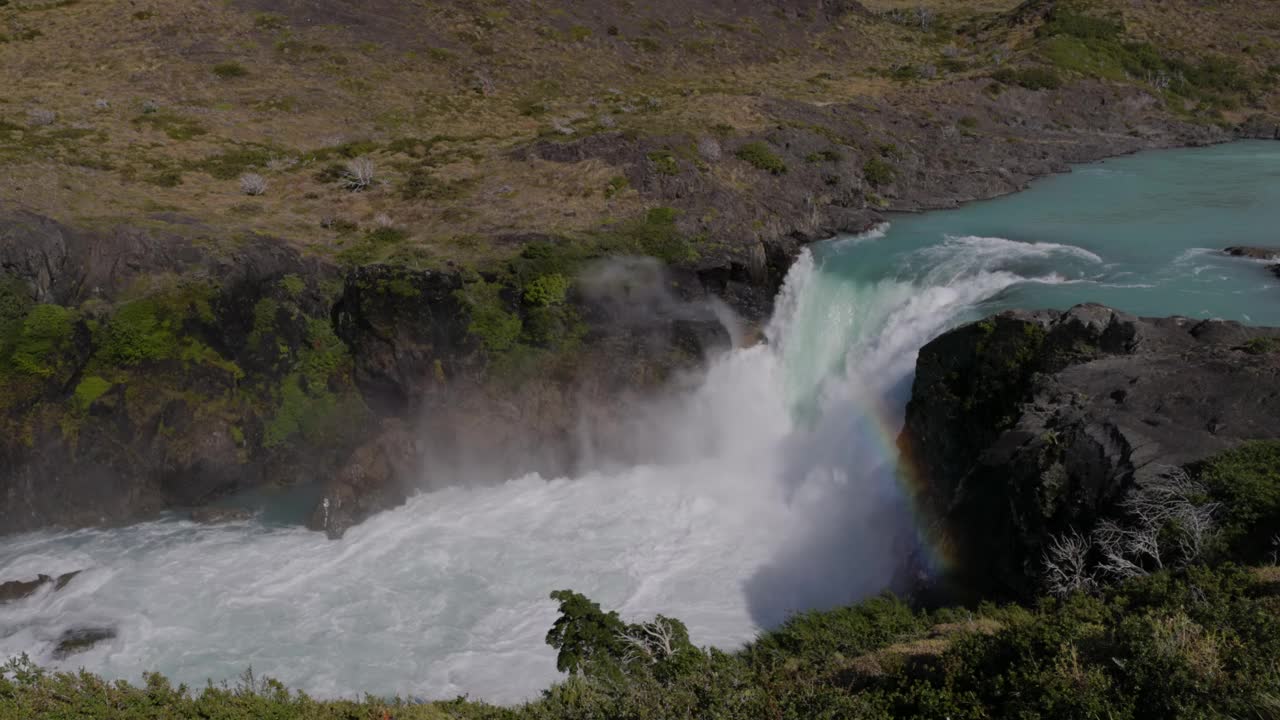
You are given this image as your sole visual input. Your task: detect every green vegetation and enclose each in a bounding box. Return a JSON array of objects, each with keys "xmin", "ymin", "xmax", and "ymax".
[
  {"xmin": 522, "ymin": 273, "xmax": 569, "ymax": 307},
  {"xmin": 805, "ymin": 149, "xmax": 843, "ymax": 163},
  {"xmin": 993, "ymin": 65, "xmax": 1064, "ymax": 90},
  {"xmin": 458, "ymin": 280, "xmax": 522, "ymax": 355},
  {"xmin": 596, "ymin": 207, "xmax": 698, "ymax": 264},
  {"xmin": 603, "ymin": 175, "xmax": 629, "ymax": 199},
  {"xmin": 367, "ymin": 226, "xmax": 408, "ymax": 245},
  {"xmin": 862, "ymin": 156, "xmax": 895, "ymax": 188},
  {"xmin": 97, "ymin": 299, "xmax": 181, "ymax": 366},
  {"xmin": 1243, "ymin": 336, "xmax": 1280, "ymax": 354},
  {"xmin": 188, "ymin": 146, "xmax": 276, "ymax": 180},
  {"xmin": 736, "ymin": 141, "xmax": 787, "ymax": 175},
  {"xmin": 1038, "ymin": 6, "xmax": 1123, "ymax": 41},
  {"xmin": 1031, "ymin": 5, "xmax": 1257, "ymax": 109},
  {"xmin": 279, "ymin": 274, "xmax": 306, "ymax": 297},
  {"xmin": 72, "ymin": 376, "xmax": 112, "ymax": 410},
  {"xmin": 262, "ymin": 318, "xmax": 354, "ymax": 448},
  {"xmin": 7, "ymin": 304, "xmax": 75, "ymax": 377},
  {"xmin": 1197, "ymin": 441, "xmax": 1280, "ymax": 562},
  {"xmin": 212, "ymin": 62, "xmax": 249, "ymax": 79},
  {"xmin": 647, "ymin": 149, "xmax": 679, "ymax": 176}
]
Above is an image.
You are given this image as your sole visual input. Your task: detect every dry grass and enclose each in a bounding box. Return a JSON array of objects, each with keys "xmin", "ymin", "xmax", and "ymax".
[
  {"xmin": 0, "ymin": 0, "xmax": 1276, "ymax": 267},
  {"xmin": 840, "ymin": 617, "xmax": 1003, "ymax": 680}
]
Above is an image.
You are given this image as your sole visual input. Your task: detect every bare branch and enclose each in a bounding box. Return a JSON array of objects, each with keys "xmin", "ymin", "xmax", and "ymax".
[{"xmin": 1044, "ymin": 529, "xmax": 1096, "ymax": 597}]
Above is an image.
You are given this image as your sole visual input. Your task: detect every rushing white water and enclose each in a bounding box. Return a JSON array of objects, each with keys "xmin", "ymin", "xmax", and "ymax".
[
  {"xmin": 4, "ymin": 141, "xmax": 1275, "ymax": 704},
  {"xmin": 0, "ymin": 231, "xmax": 1061, "ymax": 703}
]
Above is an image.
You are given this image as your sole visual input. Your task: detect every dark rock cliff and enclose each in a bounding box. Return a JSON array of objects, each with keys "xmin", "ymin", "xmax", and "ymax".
[
  {"xmin": 901, "ymin": 304, "xmax": 1280, "ymax": 598},
  {"xmin": 0, "ymin": 213, "xmax": 731, "ymax": 536}
]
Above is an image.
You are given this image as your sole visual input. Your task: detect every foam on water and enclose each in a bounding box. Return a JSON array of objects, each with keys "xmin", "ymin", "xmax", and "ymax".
[
  {"xmin": 0, "ymin": 235, "xmax": 1060, "ymax": 702},
  {"xmin": 3, "ymin": 141, "xmax": 1278, "ymax": 703}
]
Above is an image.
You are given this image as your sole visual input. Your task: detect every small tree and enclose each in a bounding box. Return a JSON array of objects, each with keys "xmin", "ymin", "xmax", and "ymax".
[
  {"xmin": 545, "ymin": 590, "xmax": 704, "ymax": 682},
  {"xmin": 545, "ymin": 590, "xmax": 627, "ymax": 676}
]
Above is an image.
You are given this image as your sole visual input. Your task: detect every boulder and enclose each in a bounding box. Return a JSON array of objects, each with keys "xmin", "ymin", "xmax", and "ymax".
[
  {"xmin": 52, "ymin": 627, "xmax": 116, "ymax": 660},
  {"xmin": 307, "ymin": 419, "xmax": 422, "ymax": 539},
  {"xmin": 0, "ymin": 571, "xmax": 81, "ymax": 603},
  {"xmin": 901, "ymin": 304, "xmax": 1280, "ymax": 598},
  {"xmin": 1224, "ymin": 246, "xmax": 1280, "ymax": 260}
]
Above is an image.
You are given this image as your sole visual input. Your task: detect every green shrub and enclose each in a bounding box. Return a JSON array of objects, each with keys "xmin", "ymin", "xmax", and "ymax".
[
  {"xmin": 604, "ymin": 175, "xmax": 629, "ymax": 198},
  {"xmin": 458, "ymin": 281, "xmax": 522, "ymax": 355},
  {"xmin": 736, "ymin": 142, "xmax": 787, "ymax": 175},
  {"xmin": 805, "ymin": 149, "xmax": 843, "ymax": 163},
  {"xmin": 750, "ymin": 593, "xmax": 926, "ymax": 664},
  {"xmin": 648, "ymin": 150, "xmax": 680, "ymax": 176},
  {"xmin": 212, "ymin": 62, "xmax": 249, "ymax": 79},
  {"xmin": 1242, "ymin": 336, "xmax": 1280, "ymax": 355},
  {"xmin": 595, "ymin": 208, "xmax": 699, "ymax": 264},
  {"xmin": 73, "ymin": 375, "xmax": 112, "ymax": 409},
  {"xmin": 8, "ymin": 304, "xmax": 75, "ymax": 377},
  {"xmin": 366, "ymin": 226, "xmax": 407, "ymax": 244},
  {"xmin": 993, "ymin": 66, "xmax": 1064, "ymax": 90},
  {"xmin": 189, "ymin": 146, "xmax": 275, "ymax": 180},
  {"xmin": 279, "ymin": 274, "xmax": 305, "ymax": 297},
  {"xmin": 0, "ymin": 277, "xmax": 33, "ymax": 344},
  {"xmin": 97, "ymin": 299, "xmax": 179, "ymax": 366},
  {"xmin": 1038, "ymin": 8, "xmax": 1123, "ymax": 41},
  {"xmin": 1198, "ymin": 441, "xmax": 1280, "ymax": 561},
  {"xmin": 863, "ymin": 156, "xmax": 895, "ymax": 187},
  {"xmin": 253, "ymin": 12, "xmax": 287, "ymax": 30},
  {"xmin": 523, "ymin": 274, "xmax": 569, "ymax": 307}
]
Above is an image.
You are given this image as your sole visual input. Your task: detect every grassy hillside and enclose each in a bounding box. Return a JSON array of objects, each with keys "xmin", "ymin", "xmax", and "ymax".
[{"xmin": 2, "ymin": 0, "xmax": 1276, "ymax": 274}]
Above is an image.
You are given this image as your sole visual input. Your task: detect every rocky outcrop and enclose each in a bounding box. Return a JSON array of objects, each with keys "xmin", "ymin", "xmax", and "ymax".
[
  {"xmin": 0, "ymin": 212, "xmax": 734, "ymax": 536},
  {"xmin": 0, "ymin": 571, "xmax": 79, "ymax": 602},
  {"xmin": 1224, "ymin": 246, "xmax": 1280, "ymax": 260},
  {"xmin": 51, "ymin": 627, "xmax": 115, "ymax": 660},
  {"xmin": 306, "ymin": 419, "xmax": 420, "ymax": 539},
  {"xmin": 1238, "ymin": 113, "xmax": 1280, "ymax": 141},
  {"xmin": 902, "ymin": 304, "xmax": 1280, "ymax": 597}
]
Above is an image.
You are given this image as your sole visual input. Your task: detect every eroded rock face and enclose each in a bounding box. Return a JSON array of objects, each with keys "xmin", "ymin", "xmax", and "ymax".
[
  {"xmin": 307, "ymin": 419, "xmax": 421, "ymax": 539},
  {"xmin": 902, "ymin": 304, "xmax": 1280, "ymax": 597},
  {"xmin": 0, "ymin": 213, "xmax": 736, "ymax": 537}
]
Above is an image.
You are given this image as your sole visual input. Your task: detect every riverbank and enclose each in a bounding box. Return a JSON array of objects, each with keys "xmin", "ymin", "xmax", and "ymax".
[{"xmin": 2, "ymin": 0, "xmax": 1278, "ymax": 532}]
